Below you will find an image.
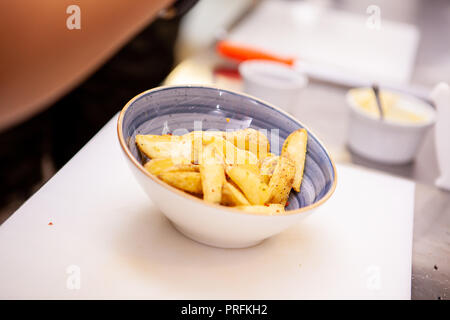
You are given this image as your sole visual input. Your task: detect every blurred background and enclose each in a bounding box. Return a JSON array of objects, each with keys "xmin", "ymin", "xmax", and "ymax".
[
  {"xmin": 1, "ymin": 0, "xmax": 449, "ymax": 222},
  {"xmin": 0, "ymin": 0, "xmax": 449, "ymax": 300}
]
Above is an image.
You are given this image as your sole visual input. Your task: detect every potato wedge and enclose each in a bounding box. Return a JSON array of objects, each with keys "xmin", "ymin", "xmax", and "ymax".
[
  {"xmin": 260, "ymin": 152, "xmax": 276, "ymax": 161},
  {"xmin": 235, "ymin": 204, "xmax": 285, "ymax": 215},
  {"xmin": 137, "ymin": 134, "xmax": 182, "ymax": 143},
  {"xmin": 221, "ymin": 181, "xmax": 250, "ymax": 206},
  {"xmin": 189, "ymin": 133, "xmax": 223, "ymax": 164},
  {"xmin": 268, "ymin": 156, "xmax": 296, "ymax": 205},
  {"xmin": 281, "ymin": 129, "xmax": 308, "ymax": 192},
  {"xmin": 232, "ymin": 163, "xmax": 260, "ymax": 176},
  {"xmin": 184, "ymin": 130, "xmax": 224, "ymax": 142},
  {"xmin": 224, "ymin": 128, "xmax": 270, "ymax": 159},
  {"xmin": 197, "ymin": 144, "xmax": 226, "ymax": 203},
  {"xmin": 226, "ymin": 166, "xmax": 270, "ymax": 205},
  {"xmin": 200, "ymin": 163, "xmax": 225, "ymax": 203},
  {"xmin": 136, "ymin": 134, "xmax": 192, "ymax": 160},
  {"xmin": 157, "ymin": 172, "xmax": 202, "ymax": 195},
  {"xmin": 259, "ymin": 154, "xmax": 279, "ymax": 184},
  {"xmin": 208, "ymin": 136, "xmax": 259, "ymax": 166},
  {"xmin": 144, "ymin": 158, "xmax": 193, "ymax": 175},
  {"xmin": 165, "ymin": 163, "xmax": 199, "ymax": 172}
]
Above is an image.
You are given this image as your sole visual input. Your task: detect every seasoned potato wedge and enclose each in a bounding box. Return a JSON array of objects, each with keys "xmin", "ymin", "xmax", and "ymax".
[
  {"xmin": 157, "ymin": 172, "xmax": 202, "ymax": 195},
  {"xmin": 200, "ymin": 163, "xmax": 225, "ymax": 203},
  {"xmin": 260, "ymin": 152, "xmax": 276, "ymax": 161},
  {"xmin": 224, "ymin": 128, "xmax": 270, "ymax": 159},
  {"xmin": 259, "ymin": 154, "xmax": 279, "ymax": 184},
  {"xmin": 184, "ymin": 129, "xmax": 270, "ymax": 161},
  {"xmin": 184, "ymin": 130, "xmax": 224, "ymax": 141},
  {"xmin": 207, "ymin": 136, "xmax": 259, "ymax": 166},
  {"xmin": 281, "ymin": 129, "xmax": 308, "ymax": 192},
  {"xmin": 189, "ymin": 134, "xmax": 224, "ymax": 164},
  {"xmin": 198, "ymin": 145, "xmax": 225, "ymax": 203},
  {"xmin": 268, "ymin": 156, "xmax": 296, "ymax": 205},
  {"xmin": 144, "ymin": 158, "xmax": 193, "ymax": 175},
  {"xmin": 136, "ymin": 134, "xmax": 192, "ymax": 160},
  {"xmin": 185, "ymin": 131, "xmax": 222, "ymax": 161},
  {"xmin": 199, "ymin": 161, "xmax": 225, "ymax": 204},
  {"xmin": 221, "ymin": 181, "xmax": 250, "ymax": 206},
  {"xmin": 165, "ymin": 163, "xmax": 199, "ymax": 172},
  {"xmin": 137, "ymin": 134, "xmax": 182, "ymax": 143},
  {"xmin": 226, "ymin": 166, "xmax": 270, "ymax": 205},
  {"xmin": 232, "ymin": 163, "xmax": 260, "ymax": 175},
  {"xmin": 235, "ymin": 204, "xmax": 285, "ymax": 215}
]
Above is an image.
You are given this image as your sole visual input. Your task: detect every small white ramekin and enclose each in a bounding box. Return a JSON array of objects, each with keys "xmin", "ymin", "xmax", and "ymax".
[
  {"xmin": 346, "ymin": 88, "xmax": 436, "ymax": 164},
  {"xmin": 239, "ymin": 60, "xmax": 308, "ymax": 114}
]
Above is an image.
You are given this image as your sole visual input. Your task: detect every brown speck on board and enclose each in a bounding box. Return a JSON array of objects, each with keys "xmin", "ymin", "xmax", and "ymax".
[{"xmin": 434, "ymin": 265, "xmax": 438, "ymax": 271}]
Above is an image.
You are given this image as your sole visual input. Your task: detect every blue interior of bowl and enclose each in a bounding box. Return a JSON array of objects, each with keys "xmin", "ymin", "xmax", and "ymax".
[{"xmin": 121, "ymin": 86, "xmax": 335, "ymax": 211}]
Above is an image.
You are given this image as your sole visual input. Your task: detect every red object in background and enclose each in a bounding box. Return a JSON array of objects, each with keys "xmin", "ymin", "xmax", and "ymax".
[
  {"xmin": 213, "ymin": 66, "xmax": 241, "ymax": 79},
  {"xmin": 216, "ymin": 40, "xmax": 295, "ymax": 66}
]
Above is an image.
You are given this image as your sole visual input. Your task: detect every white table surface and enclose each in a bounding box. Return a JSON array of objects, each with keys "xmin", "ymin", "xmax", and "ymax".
[{"xmin": 0, "ymin": 115, "xmax": 415, "ymax": 299}]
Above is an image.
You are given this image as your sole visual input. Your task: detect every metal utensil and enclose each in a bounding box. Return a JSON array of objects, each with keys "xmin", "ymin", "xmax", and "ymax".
[{"xmin": 372, "ymin": 84, "xmax": 384, "ymax": 120}]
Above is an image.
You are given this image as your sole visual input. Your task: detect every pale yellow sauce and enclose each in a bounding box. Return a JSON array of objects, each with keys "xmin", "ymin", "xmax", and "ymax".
[{"xmin": 351, "ymin": 88, "xmax": 427, "ymax": 123}]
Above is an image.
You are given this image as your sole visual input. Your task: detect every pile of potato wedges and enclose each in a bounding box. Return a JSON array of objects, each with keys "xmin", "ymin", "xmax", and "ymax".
[{"xmin": 136, "ymin": 127, "xmax": 307, "ymax": 215}]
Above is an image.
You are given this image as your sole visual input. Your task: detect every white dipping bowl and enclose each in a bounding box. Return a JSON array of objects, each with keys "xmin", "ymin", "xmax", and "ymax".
[
  {"xmin": 239, "ymin": 60, "xmax": 308, "ymax": 114},
  {"xmin": 346, "ymin": 88, "xmax": 436, "ymax": 164}
]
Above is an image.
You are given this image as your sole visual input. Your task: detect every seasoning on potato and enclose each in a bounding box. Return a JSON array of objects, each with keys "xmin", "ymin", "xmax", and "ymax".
[
  {"xmin": 267, "ymin": 156, "xmax": 296, "ymax": 206},
  {"xmin": 199, "ymin": 145, "xmax": 226, "ymax": 204},
  {"xmin": 221, "ymin": 181, "xmax": 250, "ymax": 206},
  {"xmin": 157, "ymin": 171, "xmax": 203, "ymax": 195},
  {"xmin": 136, "ymin": 127, "xmax": 308, "ymax": 215},
  {"xmin": 281, "ymin": 128, "xmax": 308, "ymax": 192}
]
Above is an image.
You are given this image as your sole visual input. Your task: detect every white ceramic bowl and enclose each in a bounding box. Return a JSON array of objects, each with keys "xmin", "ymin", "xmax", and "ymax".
[
  {"xmin": 239, "ymin": 60, "xmax": 308, "ymax": 113},
  {"xmin": 118, "ymin": 86, "xmax": 336, "ymax": 248},
  {"xmin": 346, "ymin": 88, "xmax": 436, "ymax": 164}
]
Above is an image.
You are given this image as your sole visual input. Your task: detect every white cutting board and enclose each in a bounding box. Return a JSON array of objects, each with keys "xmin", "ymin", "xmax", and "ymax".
[
  {"xmin": 227, "ymin": 0, "xmax": 420, "ymax": 86},
  {"xmin": 0, "ymin": 116, "xmax": 413, "ymax": 299}
]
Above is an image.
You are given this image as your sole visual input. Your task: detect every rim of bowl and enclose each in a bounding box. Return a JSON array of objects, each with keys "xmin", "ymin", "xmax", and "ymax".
[
  {"xmin": 117, "ymin": 85, "xmax": 337, "ymax": 217},
  {"xmin": 239, "ymin": 59, "xmax": 308, "ymax": 91},
  {"xmin": 346, "ymin": 87, "xmax": 436, "ymax": 128}
]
